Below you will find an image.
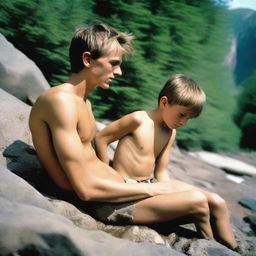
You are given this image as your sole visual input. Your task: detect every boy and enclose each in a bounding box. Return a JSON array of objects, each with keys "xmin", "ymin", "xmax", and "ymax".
[{"xmin": 95, "ymin": 74, "xmax": 238, "ymax": 249}]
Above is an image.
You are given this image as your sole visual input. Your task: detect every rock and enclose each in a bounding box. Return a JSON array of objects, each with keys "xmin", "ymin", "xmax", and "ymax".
[
  {"xmin": 50, "ymin": 199, "xmax": 99, "ymax": 231},
  {"xmin": 0, "ymin": 33, "xmax": 50, "ymax": 104},
  {"xmin": 188, "ymin": 239, "xmax": 240, "ymax": 256},
  {"xmin": 121, "ymin": 225, "xmax": 166, "ymax": 245},
  {"xmin": 0, "ymin": 165, "xmax": 53, "ymax": 212},
  {"xmin": 0, "ymin": 198, "xmax": 181, "ymax": 256},
  {"xmin": 0, "ymin": 167, "xmax": 184, "ymax": 256},
  {"xmin": 189, "ymin": 151, "xmax": 256, "ymax": 176},
  {"xmin": 3, "ymin": 142, "xmax": 255, "ymax": 255},
  {"xmin": 239, "ymin": 197, "xmax": 256, "ymax": 211},
  {"xmin": 244, "ymin": 215, "xmax": 256, "ymax": 233},
  {"xmin": 0, "ymin": 89, "xmax": 32, "ymax": 165}
]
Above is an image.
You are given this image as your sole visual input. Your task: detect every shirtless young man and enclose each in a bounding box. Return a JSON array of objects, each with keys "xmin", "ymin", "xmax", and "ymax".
[
  {"xmin": 95, "ymin": 74, "xmax": 238, "ymax": 250},
  {"xmin": 29, "ymin": 21, "xmax": 237, "ymax": 250}
]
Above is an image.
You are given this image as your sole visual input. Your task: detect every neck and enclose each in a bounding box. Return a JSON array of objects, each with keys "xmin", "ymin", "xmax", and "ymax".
[
  {"xmin": 66, "ymin": 72, "xmax": 95, "ymax": 100},
  {"xmin": 148, "ymin": 109, "xmax": 171, "ymax": 132}
]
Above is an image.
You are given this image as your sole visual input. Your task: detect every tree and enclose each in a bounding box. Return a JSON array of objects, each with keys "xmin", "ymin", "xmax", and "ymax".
[
  {"xmin": 0, "ymin": 0, "xmax": 94, "ymax": 85},
  {"xmin": 0, "ymin": 0, "xmax": 243, "ymax": 151},
  {"xmin": 234, "ymin": 71, "xmax": 256, "ymax": 150}
]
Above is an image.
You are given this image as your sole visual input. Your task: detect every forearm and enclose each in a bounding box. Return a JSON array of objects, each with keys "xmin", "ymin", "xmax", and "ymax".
[
  {"xmin": 81, "ymin": 178, "xmax": 150, "ymax": 202},
  {"xmin": 77, "ymin": 177, "xmax": 173, "ymax": 203}
]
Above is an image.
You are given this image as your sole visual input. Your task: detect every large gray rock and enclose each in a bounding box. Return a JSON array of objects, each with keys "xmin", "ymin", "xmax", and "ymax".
[
  {"xmin": 0, "ymin": 164, "xmax": 53, "ymax": 212},
  {"xmin": 0, "ymin": 89, "xmax": 32, "ymax": 165},
  {"xmin": 0, "ymin": 167, "xmax": 184, "ymax": 256},
  {"xmin": 189, "ymin": 151, "xmax": 256, "ymax": 176},
  {"xmin": 0, "ymin": 33, "xmax": 50, "ymax": 104},
  {"xmin": 3, "ymin": 144, "xmax": 254, "ymax": 255}
]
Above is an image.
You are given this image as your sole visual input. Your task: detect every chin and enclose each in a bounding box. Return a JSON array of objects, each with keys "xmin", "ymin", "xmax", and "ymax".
[
  {"xmin": 169, "ymin": 124, "xmax": 177, "ymax": 129},
  {"xmin": 99, "ymin": 84, "xmax": 110, "ymax": 89}
]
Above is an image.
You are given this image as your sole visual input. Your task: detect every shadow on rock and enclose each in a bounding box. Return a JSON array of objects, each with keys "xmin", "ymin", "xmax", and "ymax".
[
  {"xmin": 3, "ymin": 140, "xmax": 66, "ymax": 200},
  {"xmin": 7, "ymin": 233, "xmax": 83, "ymax": 256}
]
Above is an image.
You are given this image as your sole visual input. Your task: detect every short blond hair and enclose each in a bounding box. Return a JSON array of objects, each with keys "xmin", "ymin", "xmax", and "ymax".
[
  {"xmin": 69, "ymin": 20, "xmax": 134, "ymax": 73},
  {"xmin": 158, "ymin": 74, "xmax": 206, "ymax": 117}
]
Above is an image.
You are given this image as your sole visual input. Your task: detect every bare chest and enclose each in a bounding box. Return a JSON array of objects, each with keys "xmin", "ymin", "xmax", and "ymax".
[
  {"xmin": 134, "ymin": 123, "xmax": 170, "ymax": 158},
  {"xmin": 77, "ymin": 101, "xmax": 96, "ymax": 143}
]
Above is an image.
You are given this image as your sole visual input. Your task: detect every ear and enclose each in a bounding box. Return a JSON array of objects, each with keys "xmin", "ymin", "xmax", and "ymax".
[
  {"xmin": 159, "ymin": 96, "xmax": 168, "ymax": 109},
  {"xmin": 82, "ymin": 52, "xmax": 91, "ymax": 68}
]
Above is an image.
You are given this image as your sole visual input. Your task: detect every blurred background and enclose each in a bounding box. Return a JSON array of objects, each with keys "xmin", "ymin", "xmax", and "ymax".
[{"xmin": 1, "ymin": 0, "xmax": 255, "ymax": 152}]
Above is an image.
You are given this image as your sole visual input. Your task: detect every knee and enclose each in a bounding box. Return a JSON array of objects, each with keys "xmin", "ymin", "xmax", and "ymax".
[
  {"xmin": 189, "ymin": 190, "xmax": 209, "ymax": 216},
  {"xmin": 209, "ymin": 193, "xmax": 228, "ymax": 213}
]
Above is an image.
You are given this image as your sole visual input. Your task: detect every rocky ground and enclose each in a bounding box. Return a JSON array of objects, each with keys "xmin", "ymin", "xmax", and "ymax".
[{"xmin": 0, "ymin": 32, "xmax": 256, "ymax": 256}]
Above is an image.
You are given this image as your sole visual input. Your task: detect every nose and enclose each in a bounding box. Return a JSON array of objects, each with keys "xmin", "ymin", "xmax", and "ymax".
[
  {"xmin": 179, "ymin": 118, "xmax": 187, "ymax": 126},
  {"xmin": 114, "ymin": 66, "xmax": 122, "ymax": 77}
]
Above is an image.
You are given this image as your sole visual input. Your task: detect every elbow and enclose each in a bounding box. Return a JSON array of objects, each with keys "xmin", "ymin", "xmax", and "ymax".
[
  {"xmin": 95, "ymin": 134, "xmax": 108, "ymax": 148},
  {"xmin": 74, "ymin": 179, "xmax": 107, "ymax": 202},
  {"xmin": 75, "ymin": 187, "xmax": 95, "ymax": 202},
  {"xmin": 76, "ymin": 190, "xmax": 90, "ymax": 201}
]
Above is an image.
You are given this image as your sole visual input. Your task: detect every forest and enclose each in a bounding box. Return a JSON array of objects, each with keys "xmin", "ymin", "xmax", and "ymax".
[{"xmin": 0, "ymin": 0, "xmax": 255, "ymax": 152}]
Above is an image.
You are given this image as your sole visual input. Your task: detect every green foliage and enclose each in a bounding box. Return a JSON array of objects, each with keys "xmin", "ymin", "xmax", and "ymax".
[
  {"xmin": 232, "ymin": 11, "xmax": 256, "ymax": 85},
  {"xmin": 234, "ymin": 71, "xmax": 256, "ymax": 149},
  {"xmin": 0, "ymin": 0, "xmax": 245, "ymax": 151},
  {"xmin": 0, "ymin": 0, "xmax": 93, "ymax": 85}
]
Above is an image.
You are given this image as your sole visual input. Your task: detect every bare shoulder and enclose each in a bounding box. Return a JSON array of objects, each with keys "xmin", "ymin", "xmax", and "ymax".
[
  {"xmin": 30, "ymin": 86, "xmax": 78, "ymax": 123},
  {"xmin": 129, "ymin": 110, "xmax": 149, "ymax": 124},
  {"xmin": 39, "ymin": 87, "xmax": 76, "ymax": 105}
]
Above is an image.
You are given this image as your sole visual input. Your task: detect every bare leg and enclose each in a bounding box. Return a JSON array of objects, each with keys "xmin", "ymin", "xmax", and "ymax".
[
  {"xmin": 164, "ymin": 179, "xmax": 237, "ymax": 249},
  {"xmin": 132, "ymin": 190, "xmax": 213, "ymax": 239},
  {"xmin": 207, "ymin": 193, "xmax": 237, "ymax": 249}
]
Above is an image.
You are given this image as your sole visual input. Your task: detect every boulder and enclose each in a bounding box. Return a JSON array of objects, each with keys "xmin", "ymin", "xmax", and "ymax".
[
  {"xmin": 3, "ymin": 141, "xmax": 255, "ymax": 255},
  {"xmin": 0, "ymin": 200, "xmax": 181, "ymax": 256},
  {"xmin": 189, "ymin": 151, "xmax": 256, "ymax": 176},
  {"xmin": 0, "ymin": 89, "xmax": 32, "ymax": 165},
  {"xmin": 0, "ymin": 33, "xmax": 50, "ymax": 104}
]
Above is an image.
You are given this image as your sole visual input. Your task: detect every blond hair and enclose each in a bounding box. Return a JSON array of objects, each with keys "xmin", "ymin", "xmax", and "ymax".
[
  {"xmin": 69, "ymin": 20, "xmax": 134, "ymax": 73},
  {"xmin": 158, "ymin": 74, "xmax": 206, "ymax": 117}
]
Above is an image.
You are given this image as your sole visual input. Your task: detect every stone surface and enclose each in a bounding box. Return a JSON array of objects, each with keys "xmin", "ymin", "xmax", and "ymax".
[
  {"xmin": 0, "ymin": 36, "xmax": 256, "ymax": 255},
  {"xmin": 0, "ymin": 166, "xmax": 183, "ymax": 256},
  {"xmin": 2, "ymin": 139, "xmax": 256, "ymax": 255},
  {"xmin": 189, "ymin": 151, "xmax": 256, "ymax": 176},
  {"xmin": 239, "ymin": 197, "xmax": 256, "ymax": 211},
  {"xmin": 0, "ymin": 33, "xmax": 50, "ymax": 104},
  {"xmin": 0, "ymin": 89, "xmax": 32, "ymax": 165}
]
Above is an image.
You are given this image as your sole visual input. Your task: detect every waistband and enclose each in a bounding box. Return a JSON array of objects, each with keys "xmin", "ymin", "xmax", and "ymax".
[{"xmin": 124, "ymin": 177, "xmax": 157, "ymax": 184}]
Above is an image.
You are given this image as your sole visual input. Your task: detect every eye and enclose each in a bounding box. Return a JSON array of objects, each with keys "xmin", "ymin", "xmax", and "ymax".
[
  {"xmin": 110, "ymin": 60, "xmax": 121, "ymax": 67},
  {"xmin": 180, "ymin": 113, "xmax": 185, "ymax": 117}
]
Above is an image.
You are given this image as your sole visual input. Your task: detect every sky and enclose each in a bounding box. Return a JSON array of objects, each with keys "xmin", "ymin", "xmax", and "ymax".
[{"xmin": 227, "ymin": 0, "xmax": 256, "ymax": 10}]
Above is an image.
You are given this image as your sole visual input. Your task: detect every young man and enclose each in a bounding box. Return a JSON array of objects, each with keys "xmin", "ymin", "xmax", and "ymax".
[
  {"xmin": 29, "ymin": 21, "xmax": 237, "ymax": 250},
  {"xmin": 95, "ymin": 74, "xmax": 238, "ymax": 249}
]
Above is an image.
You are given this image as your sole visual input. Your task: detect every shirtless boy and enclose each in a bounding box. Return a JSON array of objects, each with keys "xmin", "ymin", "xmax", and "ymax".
[
  {"xmin": 95, "ymin": 74, "xmax": 238, "ymax": 249},
  {"xmin": 29, "ymin": 21, "xmax": 237, "ymax": 250}
]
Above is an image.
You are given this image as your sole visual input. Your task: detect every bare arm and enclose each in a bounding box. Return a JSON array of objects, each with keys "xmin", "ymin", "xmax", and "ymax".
[
  {"xmin": 95, "ymin": 112, "xmax": 141, "ymax": 164},
  {"xmin": 44, "ymin": 99, "xmax": 172, "ymax": 202},
  {"xmin": 154, "ymin": 129, "xmax": 176, "ymax": 182}
]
